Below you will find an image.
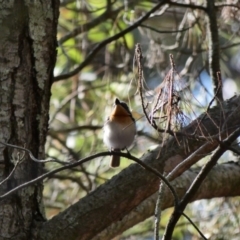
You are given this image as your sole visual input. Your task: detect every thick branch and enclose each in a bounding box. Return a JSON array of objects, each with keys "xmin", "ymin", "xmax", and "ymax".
[
  {"xmin": 164, "ymin": 127, "xmax": 240, "ymax": 239},
  {"xmin": 93, "ymin": 161, "xmax": 240, "ymax": 240},
  {"xmin": 38, "ymin": 95, "xmax": 240, "ymax": 240}
]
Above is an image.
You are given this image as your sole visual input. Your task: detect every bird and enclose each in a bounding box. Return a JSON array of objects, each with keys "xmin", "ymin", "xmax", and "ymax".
[{"xmin": 103, "ymin": 98, "xmax": 136, "ymax": 167}]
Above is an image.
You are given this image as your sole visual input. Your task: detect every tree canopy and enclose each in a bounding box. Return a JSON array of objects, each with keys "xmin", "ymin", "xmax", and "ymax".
[{"xmin": 1, "ymin": 0, "xmax": 240, "ymax": 240}]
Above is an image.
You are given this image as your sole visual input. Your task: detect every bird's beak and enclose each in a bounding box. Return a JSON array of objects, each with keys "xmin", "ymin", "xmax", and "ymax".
[{"xmin": 115, "ymin": 98, "xmax": 120, "ymax": 105}]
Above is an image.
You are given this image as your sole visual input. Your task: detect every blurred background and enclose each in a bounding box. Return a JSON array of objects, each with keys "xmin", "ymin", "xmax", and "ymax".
[{"xmin": 45, "ymin": 0, "xmax": 240, "ymax": 239}]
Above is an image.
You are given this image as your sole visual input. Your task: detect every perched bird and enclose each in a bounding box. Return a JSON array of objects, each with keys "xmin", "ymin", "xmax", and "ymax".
[{"xmin": 103, "ymin": 98, "xmax": 136, "ymax": 167}]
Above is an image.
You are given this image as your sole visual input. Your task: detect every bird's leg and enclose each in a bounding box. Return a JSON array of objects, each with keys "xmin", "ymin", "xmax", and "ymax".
[{"xmin": 124, "ymin": 147, "xmax": 132, "ymax": 157}]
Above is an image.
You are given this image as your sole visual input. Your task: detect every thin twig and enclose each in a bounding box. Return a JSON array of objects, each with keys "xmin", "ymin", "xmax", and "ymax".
[
  {"xmin": 182, "ymin": 212, "xmax": 208, "ymax": 240},
  {"xmin": 140, "ymin": 23, "xmax": 193, "ymax": 34},
  {"xmin": 169, "ymin": 2, "xmax": 207, "ymax": 11},
  {"xmin": 154, "ymin": 173, "xmax": 166, "ymax": 240},
  {"xmin": 163, "ymin": 127, "xmax": 240, "ymax": 239},
  {"xmin": 54, "ymin": 0, "xmax": 168, "ymax": 81},
  {"xmin": 49, "ymin": 125, "xmax": 102, "ymax": 134},
  {"xmin": 135, "ymin": 43, "xmax": 153, "ymax": 127},
  {"xmin": 0, "ymin": 141, "xmax": 68, "ymax": 164},
  {"xmin": 166, "ymin": 142, "xmax": 213, "ymax": 180},
  {"xmin": 0, "ymin": 152, "xmax": 25, "ymax": 186},
  {"xmin": 193, "ymin": 72, "xmax": 222, "ymax": 135},
  {"xmin": 0, "ymin": 151, "xmax": 179, "ymax": 209},
  {"xmin": 58, "ymin": 5, "xmax": 123, "ymax": 44}
]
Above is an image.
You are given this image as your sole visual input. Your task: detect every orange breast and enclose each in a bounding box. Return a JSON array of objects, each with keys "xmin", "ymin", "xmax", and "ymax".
[
  {"xmin": 109, "ymin": 115, "xmax": 133, "ymax": 126},
  {"xmin": 109, "ymin": 105, "xmax": 133, "ymax": 126},
  {"xmin": 112, "ymin": 104, "xmax": 130, "ymax": 116}
]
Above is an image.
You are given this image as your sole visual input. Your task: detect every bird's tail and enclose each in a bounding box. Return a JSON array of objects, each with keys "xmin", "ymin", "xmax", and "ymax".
[{"xmin": 110, "ymin": 150, "xmax": 120, "ymax": 168}]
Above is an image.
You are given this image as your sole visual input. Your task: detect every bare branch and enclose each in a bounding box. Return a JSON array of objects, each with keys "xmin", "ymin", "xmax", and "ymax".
[
  {"xmin": 58, "ymin": 6, "xmax": 123, "ymax": 45},
  {"xmin": 0, "ymin": 141, "xmax": 67, "ymax": 164},
  {"xmin": 163, "ymin": 127, "xmax": 240, "ymax": 239},
  {"xmin": 92, "ymin": 161, "xmax": 240, "ymax": 240},
  {"xmin": 182, "ymin": 212, "xmax": 208, "ymax": 240},
  {"xmin": 54, "ymin": 0, "xmax": 169, "ymax": 81},
  {"xmin": 49, "ymin": 125, "xmax": 102, "ymax": 134},
  {"xmin": 0, "ymin": 151, "xmax": 178, "ymax": 204},
  {"xmin": 0, "ymin": 151, "xmax": 25, "ymax": 186},
  {"xmin": 38, "ymin": 95, "xmax": 240, "ymax": 240},
  {"xmin": 169, "ymin": 2, "xmax": 207, "ymax": 11}
]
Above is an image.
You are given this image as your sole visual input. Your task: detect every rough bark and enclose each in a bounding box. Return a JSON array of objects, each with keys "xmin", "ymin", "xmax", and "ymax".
[
  {"xmin": 38, "ymin": 95, "xmax": 240, "ymax": 240},
  {"xmin": 0, "ymin": 1, "xmax": 59, "ymax": 239},
  {"xmin": 93, "ymin": 161, "xmax": 240, "ymax": 240}
]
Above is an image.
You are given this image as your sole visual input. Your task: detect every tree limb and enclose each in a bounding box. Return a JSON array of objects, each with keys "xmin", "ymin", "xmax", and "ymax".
[
  {"xmin": 58, "ymin": 6, "xmax": 123, "ymax": 45},
  {"xmin": 163, "ymin": 127, "xmax": 240, "ymax": 239},
  {"xmin": 54, "ymin": 0, "xmax": 169, "ymax": 81},
  {"xmin": 93, "ymin": 161, "xmax": 240, "ymax": 240},
  {"xmin": 37, "ymin": 95, "xmax": 240, "ymax": 240}
]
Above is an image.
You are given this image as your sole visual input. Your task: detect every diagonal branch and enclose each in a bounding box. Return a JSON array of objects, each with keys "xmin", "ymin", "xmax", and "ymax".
[
  {"xmin": 93, "ymin": 161, "xmax": 240, "ymax": 240},
  {"xmin": 59, "ymin": 8, "xmax": 123, "ymax": 45},
  {"xmin": 163, "ymin": 127, "xmax": 240, "ymax": 239},
  {"xmin": 54, "ymin": 0, "xmax": 169, "ymax": 81},
  {"xmin": 38, "ymin": 95, "xmax": 240, "ymax": 240}
]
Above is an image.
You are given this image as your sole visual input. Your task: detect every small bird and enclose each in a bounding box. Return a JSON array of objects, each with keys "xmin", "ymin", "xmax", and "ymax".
[{"xmin": 103, "ymin": 98, "xmax": 136, "ymax": 167}]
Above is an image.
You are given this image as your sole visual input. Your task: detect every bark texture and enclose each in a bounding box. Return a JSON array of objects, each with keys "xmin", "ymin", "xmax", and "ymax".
[
  {"xmin": 0, "ymin": 1, "xmax": 59, "ymax": 239},
  {"xmin": 93, "ymin": 161, "xmax": 240, "ymax": 240}
]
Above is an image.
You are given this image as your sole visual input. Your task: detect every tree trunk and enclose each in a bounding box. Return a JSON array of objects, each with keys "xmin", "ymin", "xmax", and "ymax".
[{"xmin": 0, "ymin": 1, "xmax": 59, "ymax": 239}]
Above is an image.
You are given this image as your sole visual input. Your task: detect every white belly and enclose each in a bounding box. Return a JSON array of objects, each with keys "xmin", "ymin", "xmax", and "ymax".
[{"xmin": 103, "ymin": 121, "xmax": 136, "ymax": 150}]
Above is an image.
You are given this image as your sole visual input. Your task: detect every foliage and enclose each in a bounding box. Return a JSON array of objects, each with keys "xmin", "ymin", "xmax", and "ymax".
[{"xmin": 44, "ymin": 0, "xmax": 240, "ymax": 239}]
